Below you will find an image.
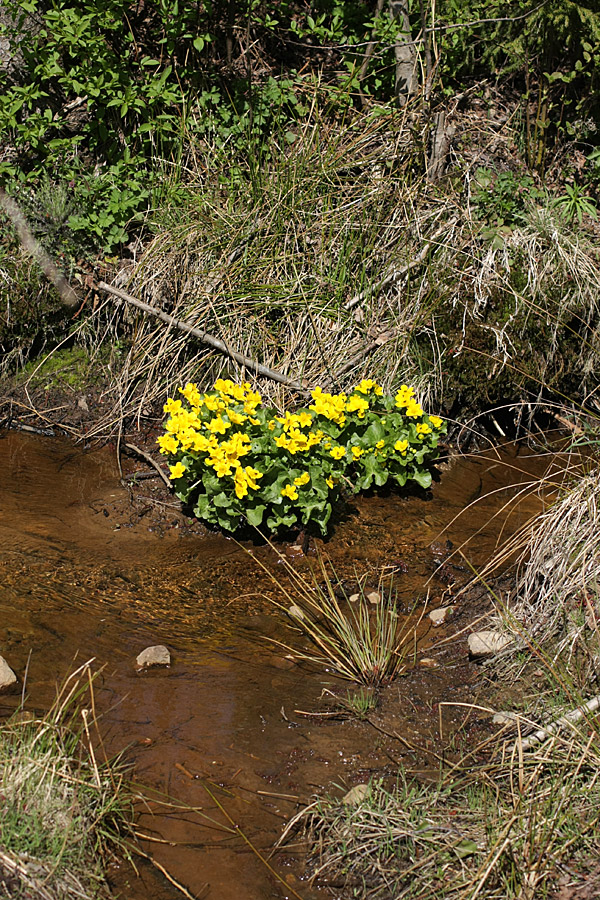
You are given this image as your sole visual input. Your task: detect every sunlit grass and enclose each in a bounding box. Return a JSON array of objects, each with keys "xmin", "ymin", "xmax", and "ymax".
[
  {"xmin": 252, "ymin": 548, "xmax": 418, "ymax": 686},
  {"xmin": 0, "ymin": 662, "xmax": 134, "ymax": 900}
]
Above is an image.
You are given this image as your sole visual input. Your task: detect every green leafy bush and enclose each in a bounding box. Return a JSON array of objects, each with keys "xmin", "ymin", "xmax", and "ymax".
[{"xmin": 157, "ymin": 378, "xmax": 446, "ymax": 535}]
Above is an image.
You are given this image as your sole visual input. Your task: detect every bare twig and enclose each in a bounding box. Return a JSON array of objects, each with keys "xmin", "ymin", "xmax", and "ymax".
[
  {"xmin": 518, "ymin": 694, "xmax": 600, "ymax": 752},
  {"xmin": 0, "ymin": 188, "xmax": 80, "ymax": 310},
  {"xmin": 97, "ymin": 281, "xmax": 307, "ymax": 392},
  {"xmin": 123, "ymin": 442, "xmax": 171, "ymax": 489}
]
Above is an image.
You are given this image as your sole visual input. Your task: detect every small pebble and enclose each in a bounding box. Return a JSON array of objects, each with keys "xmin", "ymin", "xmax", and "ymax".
[
  {"xmin": 287, "ymin": 604, "xmax": 305, "ymax": 621},
  {"xmin": 367, "ymin": 591, "xmax": 380, "ymax": 605},
  {"xmin": 429, "ymin": 606, "xmax": 453, "ymax": 626},
  {"xmin": 342, "ymin": 783, "xmax": 371, "ymax": 805},
  {"xmin": 492, "ymin": 712, "xmax": 519, "ymax": 726},
  {"xmin": 468, "ymin": 630, "xmax": 512, "ymax": 659}
]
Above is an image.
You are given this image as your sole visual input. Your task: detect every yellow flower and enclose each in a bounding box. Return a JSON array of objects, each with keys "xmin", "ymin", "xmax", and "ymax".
[
  {"xmin": 416, "ymin": 422, "xmax": 432, "ymax": 435},
  {"xmin": 169, "ymin": 461, "xmax": 187, "ymax": 480},
  {"xmin": 395, "ymin": 439, "xmax": 408, "ymax": 454},
  {"xmin": 212, "ymin": 458, "xmax": 234, "ymax": 478},
  {"xmin": 346, "ymin": 394, "xmax": 369, "ymax": 418},
  {"xmin": 164, "ymin": 397, "xmax": 183, "ymax": 415},
  {"xmin": 394, "ymin": 385, "xmax": 415, "ymax": 409},
  {"xmin": 243, "ymin": 466, "xmax": 263, "ymax": 490},
  {"xmin": 309, "ymin": 388, "xmax": 347, "ymax": 426},
  {"xmin": 351, "ymin": 446, "xmax": 365, "ymax": 459},
  {"xmin": 179, "ymin": 382, "xmax": 201, "ymax": 407},
  {"xmin": 281, "ymin": 484, "xmax": 299, "ymax": 500},
  {"xmin": 429, "ymin": 415, "xmax": 443, "ymax": 429},
  {"xmin": 326, "ymin": 476, "xmax": 334, "ymax": 489},
  {"xmin": 233, "ymin": 465, "xmax": 263, "ymax": 498},
  {"xmin": 405, "ymin": 401, "xmax": 424, "ymax": 419},
  {"xmin": 203, "ymin": 394, "xmax": 228, "ymax": 412},
  {"xmin": 375, "ymin": 439, "xmax": 385, "ymax": 449},
  {"xmin": 294, "ymin": 472, "xmax": 310, "ymax": 486},
  {"xmin": 268, "ymin": 419, "xmax": 277, "ymax": 431},
  {"xmin": 192, "ymin": 433, "xmax": 211, "ymax": 453},
  {"xmin": 227, "ymin": 409, "xmax": 247, "ymax": 426},
  {"xmin": 157, "ymin": 433, "xmax": 179, "ymax": 455},
  {"xmin": 298, "ymin": 411, "xmax": 313, "ymax": 428},
  {"xmin": 206, "ymin": 415, "xmax": 229, "ymax": 434},
  {"xmin": 355, "ymin": 378, "xmax": 383, "ymax": 395},
  {"xmin": 330, "ymin": 446, "xmax": 345, "ymax": 460}
]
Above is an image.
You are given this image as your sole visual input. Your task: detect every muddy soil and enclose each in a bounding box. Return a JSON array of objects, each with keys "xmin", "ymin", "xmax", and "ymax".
[{"xmin": 0, "ymin": 428, "xmax": 570, "ymax": 900}]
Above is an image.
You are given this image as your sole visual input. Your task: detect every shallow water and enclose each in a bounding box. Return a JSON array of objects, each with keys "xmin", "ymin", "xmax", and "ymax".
[{"xmin": 0, "ymin": 431, "xmax": 569, "ymax": 899}]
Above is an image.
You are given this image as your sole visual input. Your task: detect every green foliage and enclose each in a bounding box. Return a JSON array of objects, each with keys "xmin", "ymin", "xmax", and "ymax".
[
  {"xmin": 158, "ymin": 378, "xmax": 446, "ymax": 536},
  {"xmin": 552, "ymin": 182, "xmax": 598, "ymax": 223},
  {"xmin": 471, "ymin": 167, "xmax": 545, "ymax": 243}
]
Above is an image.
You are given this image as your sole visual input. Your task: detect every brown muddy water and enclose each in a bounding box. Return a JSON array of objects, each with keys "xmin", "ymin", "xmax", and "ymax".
[{"xmin": 0, "ymin": 431, "xmax": 570, "ymax": 900}]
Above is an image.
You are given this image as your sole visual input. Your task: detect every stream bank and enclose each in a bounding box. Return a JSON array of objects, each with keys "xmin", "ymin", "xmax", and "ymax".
[{"xmin": 0, "ymin": 427, "xmax": 575, "ymax": 899}]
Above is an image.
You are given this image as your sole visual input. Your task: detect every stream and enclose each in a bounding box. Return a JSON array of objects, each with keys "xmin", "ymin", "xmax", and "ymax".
[{"xmin": 0, "ymin": 430, "xmax": 569, "ymax": 900}]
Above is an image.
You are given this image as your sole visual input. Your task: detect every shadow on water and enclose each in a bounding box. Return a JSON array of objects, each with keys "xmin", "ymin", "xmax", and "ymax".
[{"xmin": 0, "ymin": 430, "xmax": 574, "ymax": 899}]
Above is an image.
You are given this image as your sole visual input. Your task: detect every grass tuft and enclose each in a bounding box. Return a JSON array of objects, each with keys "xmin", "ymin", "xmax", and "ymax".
[{"xmin": 0, "ymin": 662, "xmax": 134, "ymax": 900}]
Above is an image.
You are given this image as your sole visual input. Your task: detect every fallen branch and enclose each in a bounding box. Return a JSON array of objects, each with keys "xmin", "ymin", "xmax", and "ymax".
[
  {"xmin": 344, "ymin": 218, "xmax": 457, "ymax": 314},
  {"xmin": 123, "ymin": 442, "xmax": 171, "ymax": 490},
  {"xmin": 0, "ymin": 188, "xmax": 80, "ymax": 310},
  {"xmin": 518, "ymin": 694, "xmax": 600, "ymax": 752},
  {"xmin": 97, "ymin": 281, "xmax": 307, "ymax": 393}
]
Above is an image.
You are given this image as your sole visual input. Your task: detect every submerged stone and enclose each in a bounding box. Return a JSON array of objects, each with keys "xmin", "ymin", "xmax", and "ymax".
[
  {"xmin": 287, "ymin": 604, "xmax": 305, "ymax": 621},
  {"xmin": 0, "ymin": 655, "xmax": 17, "ymax": 690},
  {"xmin": 136, "ymin": 645, "xmax": 171, "ymax": 668}
]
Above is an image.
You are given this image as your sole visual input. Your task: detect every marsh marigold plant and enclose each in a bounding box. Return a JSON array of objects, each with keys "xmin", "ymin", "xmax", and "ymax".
[{"xmin": 157, "ymin": 378, "xmax": 446, "ymax": 534}]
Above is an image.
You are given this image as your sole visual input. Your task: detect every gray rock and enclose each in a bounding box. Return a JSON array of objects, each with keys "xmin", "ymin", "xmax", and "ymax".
[
  {"xmin": 429, "ymin": 606, "xmax": 453, "ymax": 626},
  {"xmin": 0, "ymin": 655, "xmax": 17, "ymax": 691},
  {"xmin": 342, "ymin": 783, "xmax": 371, "ymax": 806},
  {"xmin": 287, "ymin": 605, "xmax": 305, "ymax": 621},
  {"xmin": 468, "ymin": 631, "xmax": 512, "ymax": 659},
  {"xmin": 136, "ymin": 645, "xmax": 171, "ymax": 669},
  {"xmin": 348, "ymin": 593, "xmax": 360, "ymax": 603},
  {"xmin": 492, "ymin": 711, "xmax": 519, "ymax": 726}
]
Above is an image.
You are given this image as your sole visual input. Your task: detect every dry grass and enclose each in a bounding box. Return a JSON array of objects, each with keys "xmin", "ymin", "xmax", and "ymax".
[
  {"xmin": 281, "ymin": 697, "xmax": 600, "ymax": 899},
  {"xmin": 0, "ymin": 662, "xmax": 133, "ymax": 900},
  {"xmin": 504, "ymin": 467, "xmax": 600, "ymax": 663}
]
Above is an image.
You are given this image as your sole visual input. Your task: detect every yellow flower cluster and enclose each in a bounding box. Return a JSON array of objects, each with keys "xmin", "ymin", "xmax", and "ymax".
[
  {"xmin": 158, "ymin": 380, "xmax": 266, "ymax": 491},
  {"xmin": 205, "ymin": 432, "xmax": 251, "ymax": 477},
  {"xmin": 272, "ymin": 410, "xmax": 324, "ymax": 455},
  {"xmin": 355, "ymin": 379, "xmax": 383, "ymax": 395},
  {"xmin": 157, "ymin": 380, "xmax": 262, "ymax": 461},
  {"xmin": 233, "ymin": 465, "xmax": 263, "ymax": 499},
  {"xmin": 395, "ymin": 384, "xmax": 424, "ymax": 418},
  {"xmin": 346, "ymin": 394, "xmax": 369, "ymax": 419},
  {"xmin": 309, "ymin": 387, "xmax": 348, "ymax": 426}
]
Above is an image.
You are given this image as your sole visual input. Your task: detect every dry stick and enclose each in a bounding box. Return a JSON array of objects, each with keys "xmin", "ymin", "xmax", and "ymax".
[
  {"xmin": 518, "ymin": 694, "xmax": 600, "ymax": 752},
  {"xmin": 0, "ymin": 188, "xmax": 80, "ymax": 310},
  {"xmin": 343, "ymin": 218, "xmax": 457, "ymax": 312},
  {"xmin": 97, "ymin": 281, "xmax": 307, "ymax": 392},
  {"xmin": 123, "ymin": 442, "xmax": 171, "ymax": 490}
]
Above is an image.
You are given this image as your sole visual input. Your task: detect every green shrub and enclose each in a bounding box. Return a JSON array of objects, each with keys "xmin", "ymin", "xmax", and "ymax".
[{"xmin": 157, "ymin": 378, "xmax": 446, "ymax": 535}]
